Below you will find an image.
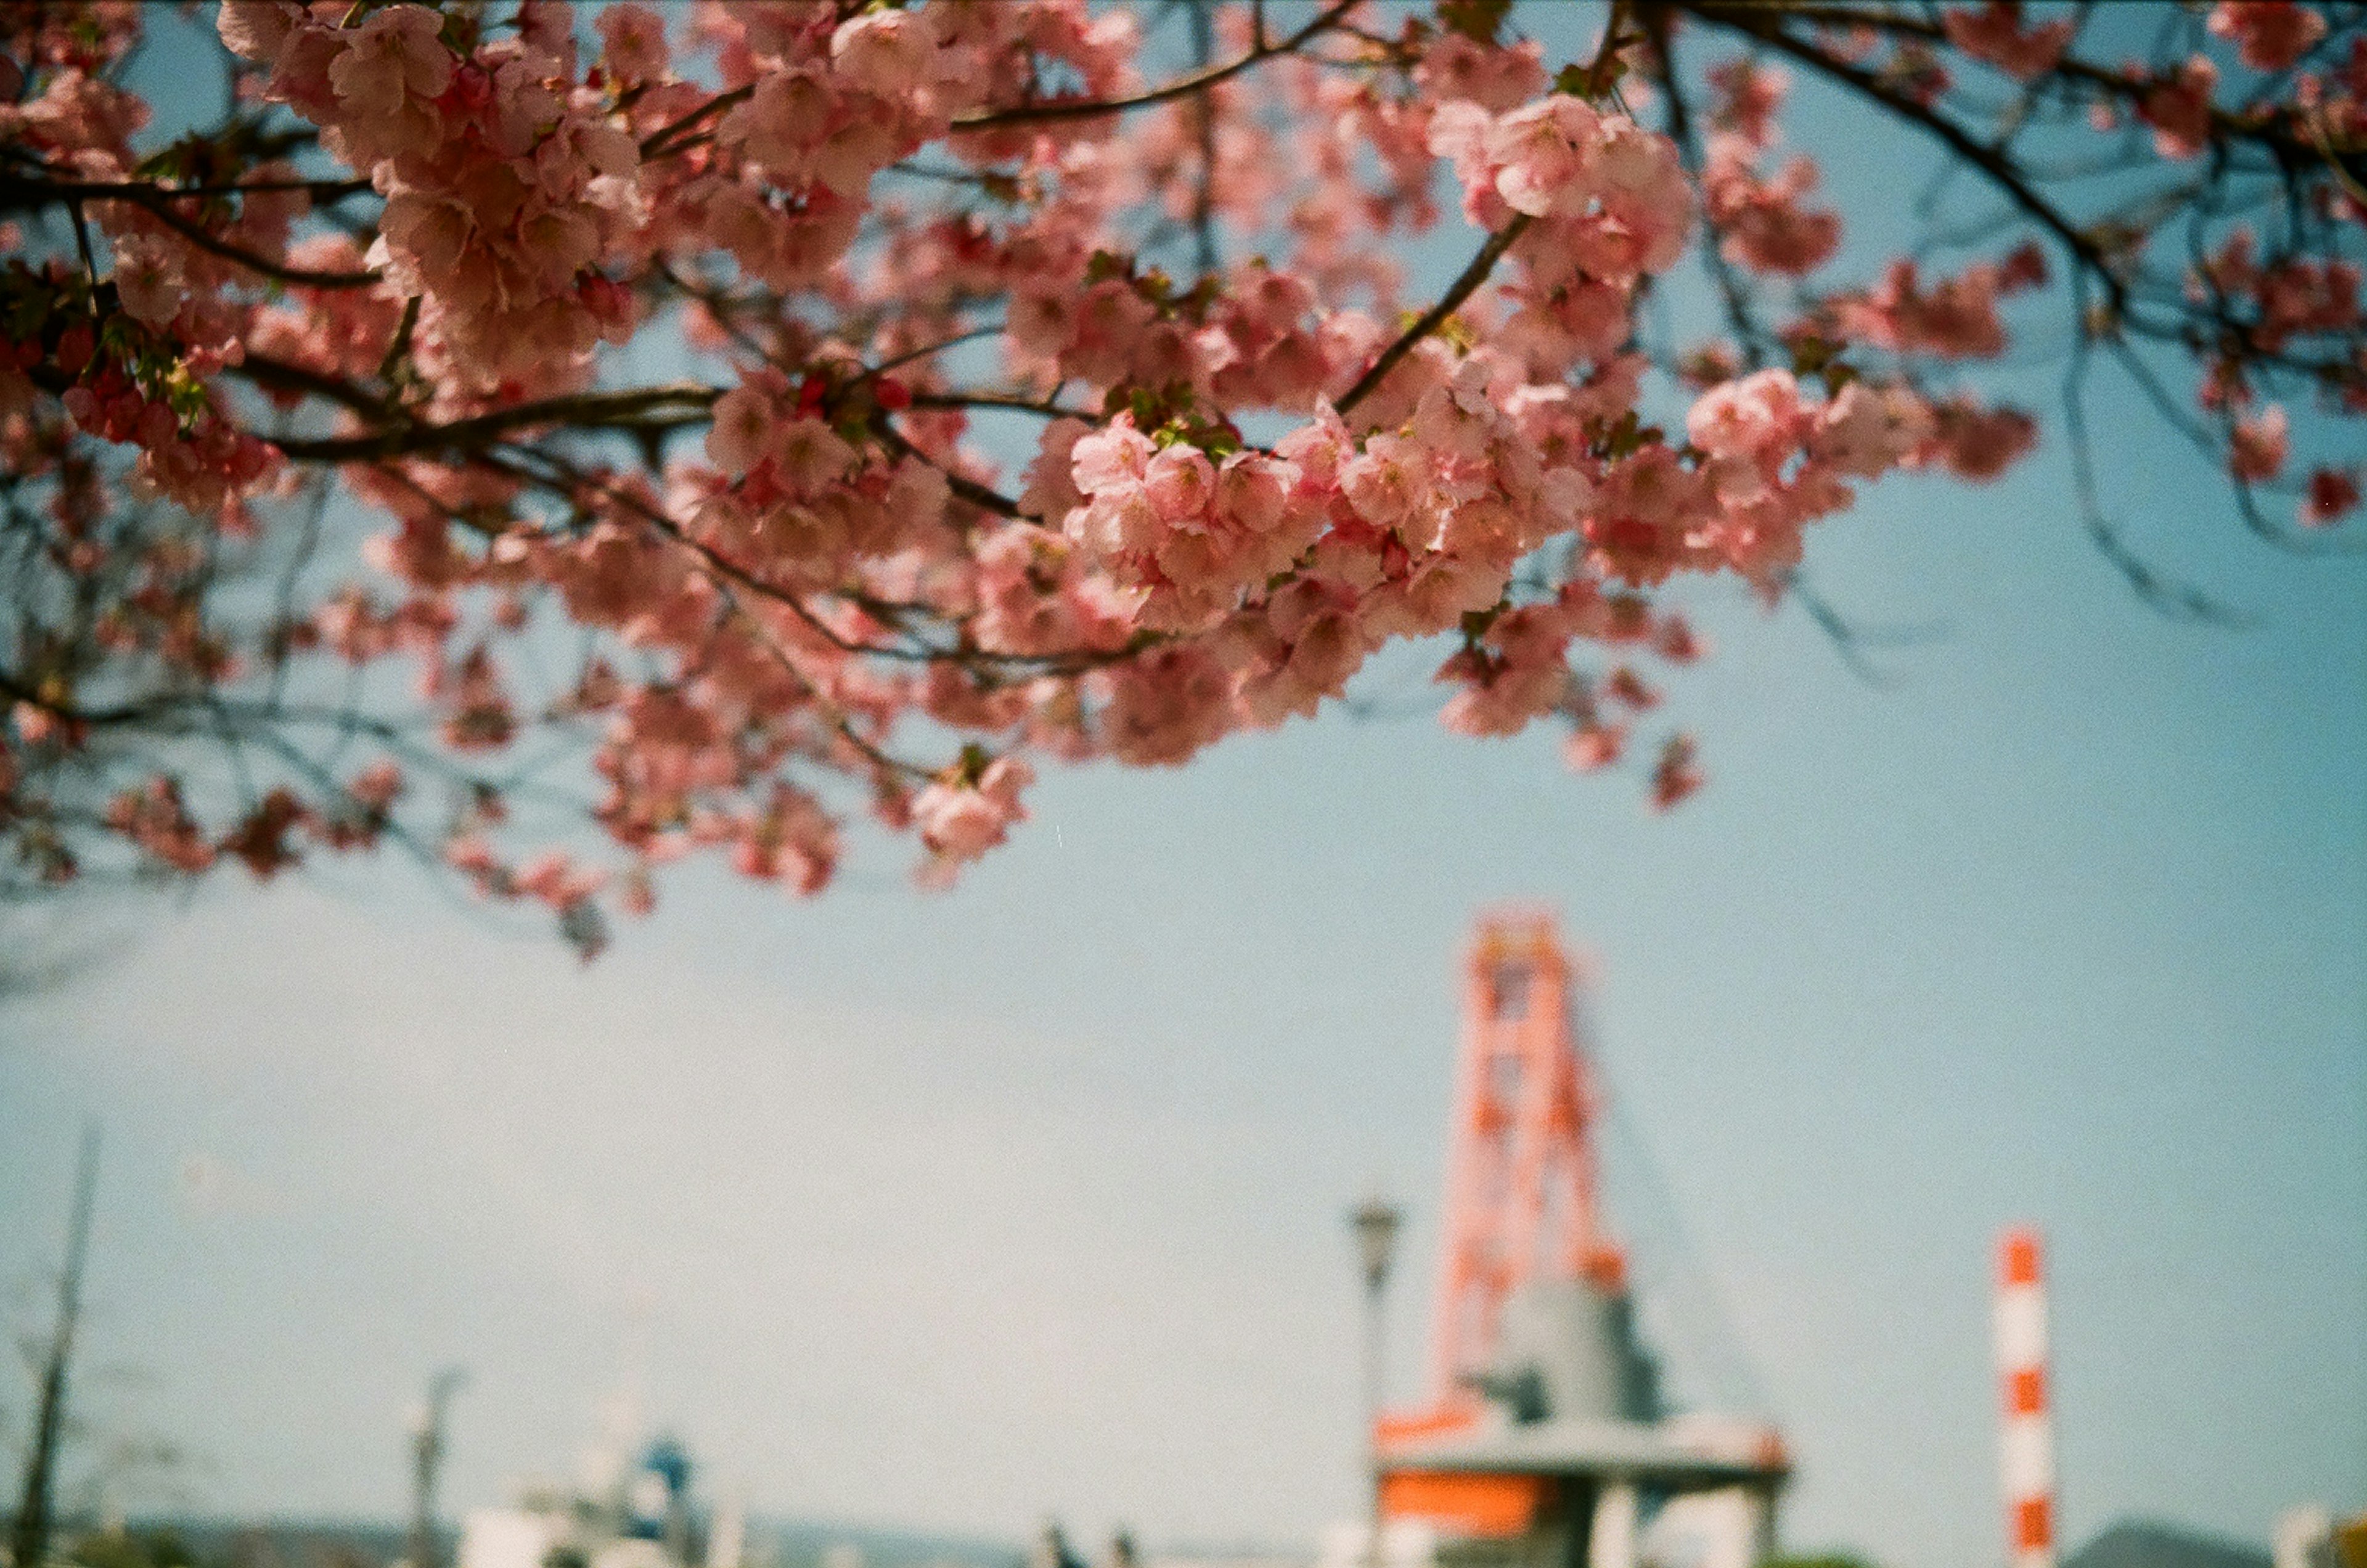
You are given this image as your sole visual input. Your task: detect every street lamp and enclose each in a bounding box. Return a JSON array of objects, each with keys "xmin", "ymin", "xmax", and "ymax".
[
  {"xmin": 1350, "ymin": 1196, "xmax": 1404, "ymax": 1568},
  {"xmin": 405, "ymin": 1367, "xmax": 468, "ymax": 1568}
]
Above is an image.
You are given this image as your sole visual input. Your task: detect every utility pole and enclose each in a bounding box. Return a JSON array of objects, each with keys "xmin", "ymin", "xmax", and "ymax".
[
  {"xmin": 404, "ymin": 1368, "xmax": 469, "ymax": 1568},
  {"xmin": 10, "ymin": 1123, "xmax": 102, "ymax": 1568}
]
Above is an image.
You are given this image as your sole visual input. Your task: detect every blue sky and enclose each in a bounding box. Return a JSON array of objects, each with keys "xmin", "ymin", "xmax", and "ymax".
[{"xmin": 3, "ymin": 7, "xmax": 2363, "ymax": 1568}]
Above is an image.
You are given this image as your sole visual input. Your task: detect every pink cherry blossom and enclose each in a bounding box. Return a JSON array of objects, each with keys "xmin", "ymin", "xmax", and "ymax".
[
  {"xmin": 597, "ymin": 4, "xmax": 669, "ymax": 83},
  {"xmin": 1643, "ymin": 735, "xmax": 1701, "ymax": 813},
  {"xmin": 2230, "ymin": 404, "xmax": 2291, "ymax": 482},
  {"xmin": 1942, "ymin": 3, "xmax": 2074, "ymax": 81},
  {"xmin": 706, "ymin": 385, "xmax": 776, "ymax": 479},
  {"xmin": 1143, "ymin": 444, "xmax": 1217, "ymax": 521},
  {"xmin": 2208, "ymin": 1, "xmax": 2328, "ymax": 72},
  {"xmin": 1487, "ymin": 96, "xmax": 1601, "ymax": 219},
  {"xmin": 832, "ymin": 8, "xmax": 942, "ymax": 100},
  {"xmin": 0, "ymin": 0, "xmax": 2352, "ymax": 923},
  {"xmin": 2300, "ymin": 468, "xmax": 2361, "ymax": 527},
  {"xmin": 2140, "ymin": 56, "xmax": 2220, "ymax": 160},
  {"xmin": 108, "ymin": 235, "xmax": 184, "ymax": 327},
  {"xmin": 913, "ymin": 757, "xmax": 1035, "ymax": 867},
  {"xmin": 326, "ymin": 4, "xmax": 451, "ymax": 141}
]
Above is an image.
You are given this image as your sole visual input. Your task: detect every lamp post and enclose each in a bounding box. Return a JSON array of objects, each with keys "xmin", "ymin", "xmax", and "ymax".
[
  {"xmin": 1351, "ymin": 1196, "xmax": 1404, "ymax": 1568},
  {"xmin": 405, "ymin": 1367, "xmax": 468, "ymax": 1568}
]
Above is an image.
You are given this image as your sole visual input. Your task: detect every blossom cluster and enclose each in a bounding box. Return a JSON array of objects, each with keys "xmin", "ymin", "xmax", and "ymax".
[{"xmin": 219, "ymin": 1, "xmax": 643, "ymax": 390}]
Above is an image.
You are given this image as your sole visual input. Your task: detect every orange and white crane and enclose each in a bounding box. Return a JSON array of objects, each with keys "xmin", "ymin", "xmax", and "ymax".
[
  {"xmin": 1428, "ymin": 909, "xmax": 1628, "ymax": 1405},
  {"xmin": 1366, "ymin": 912, "xmax": 1788, "ymax": 1568}
]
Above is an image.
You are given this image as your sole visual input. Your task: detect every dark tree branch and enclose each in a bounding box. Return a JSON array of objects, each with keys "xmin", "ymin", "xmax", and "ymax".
[
  {"xmin": 1336, "ymin": 216, "xmax": 1534, "ymax": 416},
  {"xmin": 954, "ymin": 0, "xmax": 1363, "ymax": 130}
]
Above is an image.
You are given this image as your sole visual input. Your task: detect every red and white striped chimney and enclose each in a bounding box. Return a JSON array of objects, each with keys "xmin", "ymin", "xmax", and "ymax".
[{"xmin": 1995, "ymin": 1227, "xmax": 2056, "ymax": 1568}]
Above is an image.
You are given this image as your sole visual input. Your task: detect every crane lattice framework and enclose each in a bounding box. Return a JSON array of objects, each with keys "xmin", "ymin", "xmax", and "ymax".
[
  {"xmin": 1428, "ymin": 909, "xmax": 1628, "ymax": 1408},
  {"xmin": 1372, "ymin": 910, "xmax": 1789, "ymax": 1568}
]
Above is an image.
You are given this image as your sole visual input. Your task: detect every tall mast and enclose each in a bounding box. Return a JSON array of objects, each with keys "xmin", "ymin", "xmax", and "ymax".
[{"xmin": 1997, "ymin": 1228, "xmax": 2057, "ymax": 1568}]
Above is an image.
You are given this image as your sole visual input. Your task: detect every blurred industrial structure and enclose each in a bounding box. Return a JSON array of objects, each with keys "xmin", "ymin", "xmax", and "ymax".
[
  {"xmin": 14, "ymin": 918, "xmax": 2356, "ymax": 1568},
  {"xmin": 454, "ymin": 1408, "xmax": 739, "ymax": 1568},
  {"xmin": 1322, "ymin": 913, "xmax": 1788, "ymax": 1568},
  {"xmin": 2062, "ymin": 1518, "xmax": 2367, "ymax": 1568},
  {"xmin": 2275, "ymin": 1509, "xmax": 2367, "ymax": 1568}
]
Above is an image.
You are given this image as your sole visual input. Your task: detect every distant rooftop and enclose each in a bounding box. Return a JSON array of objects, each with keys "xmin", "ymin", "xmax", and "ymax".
[{"xmin": 2066, "ymin": 1520, "xmax": 2273, "ymax": 1568}]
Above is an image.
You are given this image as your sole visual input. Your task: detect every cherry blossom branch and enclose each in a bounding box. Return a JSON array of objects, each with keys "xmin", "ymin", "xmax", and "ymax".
[
  {"xmin": 490, "ymin": 428, "xmax": 1139, "ymax": 679},
  {"xmin": 869, "ymin": 417, "xmax": 1027, "ymax": 520},
  {"xmin": 952, "ymin": 0, "xmax": 1364, "ymax": 129},
  {"xmin": 1335, "ymin": 214, "xmax": 1535, "ymax": 416},
  {"xmin": 2103, "ymin": 333, "xmax": 2365, "ymax": 556},
  {"xmin": 906, "ymin": 390, "xmax": 1097, "ymax": 420},
  {"xmin": 2059, "ymin": 311, "xmax": 2240, "ymax": 623},
  {"xmin": 1187, "ymin": 0, "xmax": 1222, "ymax": 276},
  {"xmin": 1328, "ymin": 0, "xmax": 1629, "ymax": 416},
  {"xmin": 1693, "ymin": 2, "xmax": 2363, "ymax": 178},
  {"xmin": 682, "ymin": 573, "xmax": 936, "ymax": 785},
  {"xmin": 235, "ymin": 354, "xmax": 395, "ymax": 418},
  {"xmin": 1644, "ymin": 7, "xmax": 1773, "ymax": 368},
  {"xmin": 7, "ymin": 0, "xmax": 2357, "ymax": 915},
  {"xmin": 1775, "ymin": 568, "xmax": 1950, "ymax": 688},
  {"xmin": 639, "ymin": 88, "xmax": 751, "ymax": 161},
  {"xmin": 265, "ymin": 383, "xmax": 723, "ymax": 462},
  {"xmin": 0, "ymin": 172, "xmax": 386, "ymax": 288},
  {"xmin": 481, "ymin": 443, "xmax": 898, "ymax": 662},
  {"xmin": 477, "ymin": 447, "xmax": 939, "ymax": 783},
  {"xmin": 1682, "ymin": 2, "xmax": 2129, "ymax": 313},
  {"xmin": 855, "ymin": 325, "xmax": 1008, "ymax": 379},
  {"xmin": 0, "ymin": 172, "xmax": 374, "ymax": 202},
  {"xmin": 133, "ymin": 198, "xmax": 380, "ymax": 288}
]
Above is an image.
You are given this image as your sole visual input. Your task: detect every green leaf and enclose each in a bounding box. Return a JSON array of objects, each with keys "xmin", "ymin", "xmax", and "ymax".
[
  {"xmin": 1555, "ymin": 55, "xmax": 1629, "ymax": 102},
  {"xmin": 1437, "ymin": 0, "xmax": 1512, "ymax": 46}
]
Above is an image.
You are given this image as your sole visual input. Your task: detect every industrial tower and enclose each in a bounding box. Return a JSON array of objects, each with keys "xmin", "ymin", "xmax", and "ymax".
[
  {"xmin": 1371, "ymin": 912, "xmax": 1788, "ymax": 1568},
  {"xmin": 1429, "ymin": 912, "xmax": 1628, "ymax": 1405}
]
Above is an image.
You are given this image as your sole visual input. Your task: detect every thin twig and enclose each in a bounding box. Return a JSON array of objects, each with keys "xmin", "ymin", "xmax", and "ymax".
[
  {"xmin": 1683, "ymin": 2, "xmax": 2128, "ymax": 314},
  {"xmin": 267, "ymin": 383, "xmax": 722, "ymax": 462},
  {"xmin": 1336, "ymin": 216, "xmax": 1534, "ymax": 416},
  {"xmin": 953, "ymin": 0, "xmax": 1363, "ymax": 131}
]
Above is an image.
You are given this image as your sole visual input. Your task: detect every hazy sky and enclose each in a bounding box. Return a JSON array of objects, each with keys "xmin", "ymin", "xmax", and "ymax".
[{"xmin": 3, "ymin": 8, "xmax": 2363, "ymax": 1568}]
